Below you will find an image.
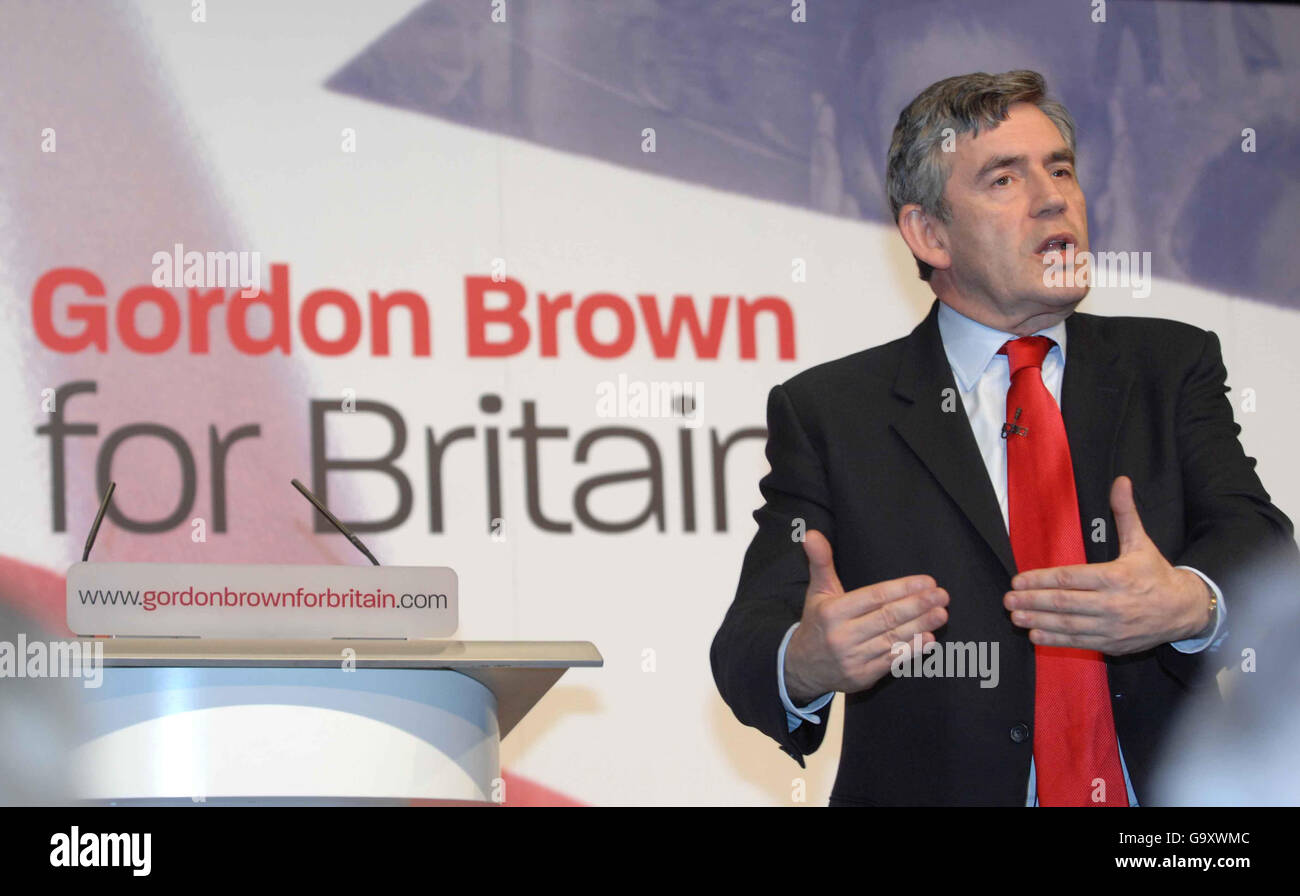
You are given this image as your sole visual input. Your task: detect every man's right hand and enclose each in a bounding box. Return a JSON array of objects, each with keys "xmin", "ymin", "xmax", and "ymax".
[{"xmin": 783, "ymin": 530, "xmax": 950, "ymax": 704}]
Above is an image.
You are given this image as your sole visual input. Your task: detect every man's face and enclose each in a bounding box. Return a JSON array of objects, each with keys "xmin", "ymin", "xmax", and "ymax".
[{"xmin": 933, "ymin": 102, "xmax": 1089, "ymax": 327}]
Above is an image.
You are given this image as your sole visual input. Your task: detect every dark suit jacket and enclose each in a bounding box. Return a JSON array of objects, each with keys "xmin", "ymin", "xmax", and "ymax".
[{"xmin": 711, "ymin": 299, "xmax": 1299, "ymax": 806}]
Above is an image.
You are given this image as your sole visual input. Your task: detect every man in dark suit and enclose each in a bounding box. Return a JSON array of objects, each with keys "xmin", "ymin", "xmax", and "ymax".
[{"xmin": 710, "ymin": 70, "xmax": 1298, "ymax": 806}]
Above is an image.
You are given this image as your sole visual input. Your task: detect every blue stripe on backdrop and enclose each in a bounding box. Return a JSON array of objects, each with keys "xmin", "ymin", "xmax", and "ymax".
[{"xmin": 326, "ymin": 0, "xmax": 1300, "ymax": 307}]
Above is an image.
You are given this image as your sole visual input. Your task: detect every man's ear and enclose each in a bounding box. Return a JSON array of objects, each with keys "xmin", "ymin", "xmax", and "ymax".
[{"xmin": 897, "ymin": 204, "xmax": 951, "ymax": 274}]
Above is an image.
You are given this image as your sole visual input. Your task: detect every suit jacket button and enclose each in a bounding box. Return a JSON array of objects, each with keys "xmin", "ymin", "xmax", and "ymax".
[{"xmin": 1009, "ymin": 723, "xmax": 1030, "ymax": 743}]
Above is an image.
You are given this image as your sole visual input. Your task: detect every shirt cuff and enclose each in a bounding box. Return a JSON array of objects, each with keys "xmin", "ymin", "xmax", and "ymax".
[
  {"xmin": 778, "ymin": 622, "xmax": 834, "ymax": 731},
  {"xmin": 1170, "ymin": 566, "xmax": 1227, "ymax": 654}
]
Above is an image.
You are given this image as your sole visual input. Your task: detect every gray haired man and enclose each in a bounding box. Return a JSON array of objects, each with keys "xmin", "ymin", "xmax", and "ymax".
[{"xmin": 712, "ymin": 70, "xmax": 1296, "ymax": 806}]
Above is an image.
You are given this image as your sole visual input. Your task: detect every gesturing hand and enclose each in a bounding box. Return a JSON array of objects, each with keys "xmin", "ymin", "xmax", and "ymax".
[
  {"xmin": 1003, "ymin": 476, "xmax": 1213, "ymax": 654},
  {"xmin": 783, "ymin": 530, "xmax": 949, "ymax": 703}
]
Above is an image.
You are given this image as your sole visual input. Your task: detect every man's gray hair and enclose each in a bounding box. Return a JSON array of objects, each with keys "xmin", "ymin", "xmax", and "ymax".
[{"xmin": 886, "ymin": 70, "xmax": 1077, "ymax": 281}]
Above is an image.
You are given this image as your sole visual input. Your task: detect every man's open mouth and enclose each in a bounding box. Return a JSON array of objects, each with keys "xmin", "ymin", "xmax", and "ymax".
[{"xmin": 1035, "ymin": 233, "xmax": 1076, "ymax": 255}]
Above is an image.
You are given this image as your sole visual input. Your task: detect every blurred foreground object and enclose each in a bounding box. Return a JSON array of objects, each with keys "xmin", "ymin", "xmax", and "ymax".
[
  {"xmin": 1153, "ymin": 541, "xmax": 1300, "ymax": 806},
  {"xmin": 0, "ymin": 601, "xmax": 82, "ymax": 805}
]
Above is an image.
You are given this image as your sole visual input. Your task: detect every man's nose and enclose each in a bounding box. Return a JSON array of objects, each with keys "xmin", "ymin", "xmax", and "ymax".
[{"xmin": 1031, "ymin": 170, "xmax": 1069, "ymax": 217}]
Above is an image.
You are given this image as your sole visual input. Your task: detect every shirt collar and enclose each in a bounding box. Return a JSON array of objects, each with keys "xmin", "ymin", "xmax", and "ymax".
[{"xmin": 936, "ymin": 300, "xmax": 1068, "ymax": 392}]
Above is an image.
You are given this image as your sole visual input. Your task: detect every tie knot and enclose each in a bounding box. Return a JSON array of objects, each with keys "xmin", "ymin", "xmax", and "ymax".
[{"xmin": 997, "ymin": 335, "xmax": 1054, "ymax": 377}]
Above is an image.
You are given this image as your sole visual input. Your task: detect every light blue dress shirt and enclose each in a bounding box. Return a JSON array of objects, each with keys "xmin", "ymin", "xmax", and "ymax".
[{"xmin": 779, "ymin": 300, "xmax": 1227, "ymax": 806}]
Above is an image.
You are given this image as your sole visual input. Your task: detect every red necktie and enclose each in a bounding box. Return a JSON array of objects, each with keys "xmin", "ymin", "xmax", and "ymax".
[{"xmin": 1000, "ymin": 336, "xmax": 1126, "ymax": 806}]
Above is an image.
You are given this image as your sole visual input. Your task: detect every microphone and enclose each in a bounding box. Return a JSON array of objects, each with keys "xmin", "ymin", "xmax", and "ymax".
[
  {"xmin": 1000, "ymin": 407, "xmax": 1028, "ymax": 439},
  {"xmin": 290, "ymin": 478, "xmax": 381, "ymax": 566},
  {"xmin": 81, "ymin": 480, "xmax": 116, "ymax": 561}
]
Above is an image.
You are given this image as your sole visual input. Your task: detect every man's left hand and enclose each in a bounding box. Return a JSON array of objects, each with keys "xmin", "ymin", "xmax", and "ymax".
[{"xmin": 1003, "ymin": 475, "xmax": 1212, "ymax": 655}]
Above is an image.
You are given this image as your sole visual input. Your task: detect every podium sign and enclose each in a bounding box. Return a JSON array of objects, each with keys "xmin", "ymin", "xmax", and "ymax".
[{"xmin": 67, "ymin": 562, "xmax": 458, "ymax": 638}]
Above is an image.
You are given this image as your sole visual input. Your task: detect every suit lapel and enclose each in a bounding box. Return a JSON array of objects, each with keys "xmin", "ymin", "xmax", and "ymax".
[
  {"xmin": 888, "ymin": 302, "xmax": 1133, "ymax": 577},
  {"xmin": 1061, "ymin": 312, "xmax": 1133, "ymax": 564},
  {"xmin": 890, "ymin": 301, "xmax": 1018, "ymax": 578}
]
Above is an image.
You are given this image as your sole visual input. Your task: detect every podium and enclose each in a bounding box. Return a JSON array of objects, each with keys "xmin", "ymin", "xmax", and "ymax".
[{"xmin": 72, "ymin": 638, "xmax": 603, "ymax": 805}]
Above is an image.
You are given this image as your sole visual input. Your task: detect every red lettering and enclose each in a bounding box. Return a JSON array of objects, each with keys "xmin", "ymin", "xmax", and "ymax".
[
  {"xmin": 466, "ymin": 275, "xmax": 530, "ymax": 357},
  {"xmin": 638, "ymin": 294, "xmax": 729, "ymax": 359},
  {"xmin": 537, "ymin": 292, "xmax": 573, "ymax": 357},
  {"xmin": 575, "ymin": 293, "xmax": 635, "ymax": 358},
  {"xmin": 300, "ymin": 289, "xmax": 362, "ymax": 355},
  {"xmin": 370, "ymin": 290, "xmax": 431, "ymax": 356},
  {"xmin": 116, "ymin": 286, "xmax": 181, "ymax": 353},
  {"xmin": 229, "ymin": 263, "xmax": 291, "ymax": 354},
  {"xmin": 32, "ymin": 267, "xmax": 107, "ymax": 352},
  {"xmin": 737, "ymin": 296, "xmax": 795, "ymax": 360},
  {"xmin": 187, "ymin": 287, "xmax": 225, "ymax": 353}
]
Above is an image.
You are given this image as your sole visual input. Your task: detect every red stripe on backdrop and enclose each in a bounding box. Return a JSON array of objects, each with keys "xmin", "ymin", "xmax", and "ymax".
[
  {"xmin": 497, "ymin": 771, "xmax": 585, "ymax": 807},
  {"xmin": 407, "ymin": 773, "xmax": 586, "ymax": 807},
  {"xmin": 0, "ymin": 554, "xmax": 75, "ymax": 636},
  {"xmin": 0, "ymin": 555, "xmax": 586, "ymax": 806}
]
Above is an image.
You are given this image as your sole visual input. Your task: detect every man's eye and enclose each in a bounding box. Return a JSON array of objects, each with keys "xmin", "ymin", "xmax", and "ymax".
[
  {"xmin": 1052, "ymin": 168, "xmax": 1074, "ymax": 178},
  {"xmin": 993, "ymin": 175, "xmax": 1011, "ymax": 187}
]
